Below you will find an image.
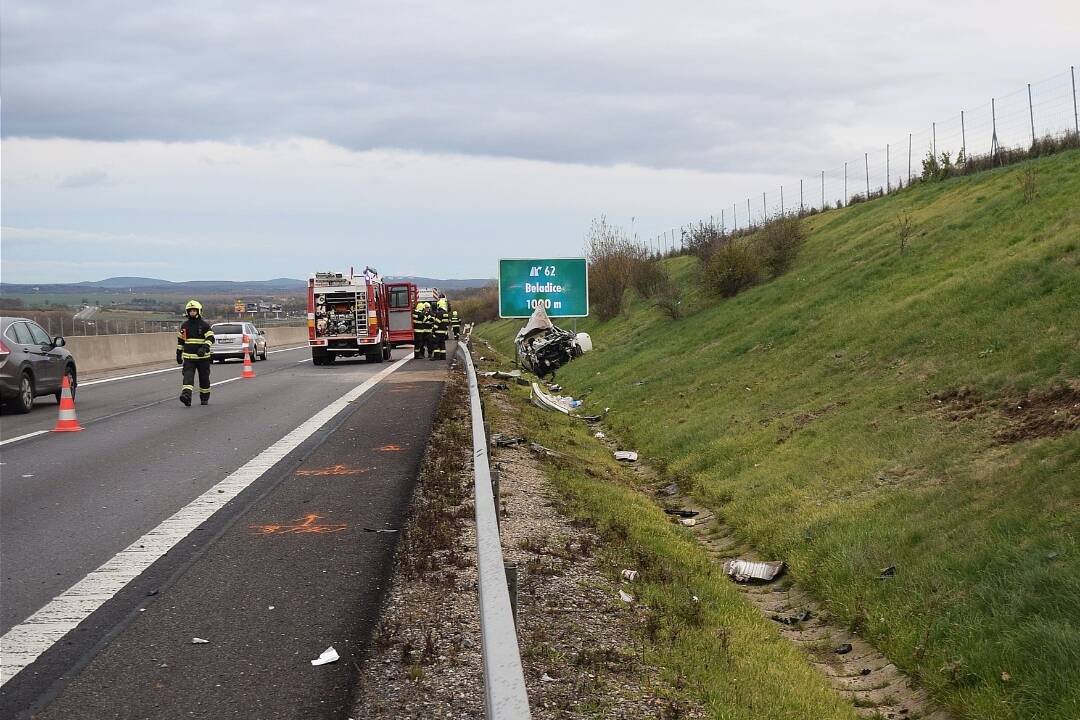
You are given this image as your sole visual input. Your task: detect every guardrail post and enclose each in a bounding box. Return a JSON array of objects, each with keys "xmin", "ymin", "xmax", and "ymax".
[
  {"xmin": 504, "ymin": 562, "xmax": 519, "ymax": 626},
  {"xmin": 491, "ymin": 469, "xmax": 501, "ymax": 532}
]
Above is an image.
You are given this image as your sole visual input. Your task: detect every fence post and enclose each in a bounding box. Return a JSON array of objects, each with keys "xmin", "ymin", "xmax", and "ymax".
[
  {"xmin": 961, "ymin": 111, "xmax": 967, "ymax": 160},
  {"xmin": 780, "ymin": 185, "xmax": 784, "ymax": 216},
  {"xmin": 746, "ymin": 198, "xmax": 751, "ymax": 229},
  {"xmin": 1028, "ymin": 83, "xmax": 1036, "ymax": 147},
  {"xmin": 1072, "ymin": 66, "xmax": 1078, "ymax": 135},
  {"xmin": 886, "ymin": 144, "xmax": 890, "ymax": 192},
  {"xmin": 908, "ymin": 133, "xmax": 912, "ymax": 184},
  {"xmin": 762, "ymin": 191, "xmax": 767, "ymax": 223},
  {"xmin": 864, "ymin": 152, "xmax": 870, "ymax": 197},
  {"xmin": 991, "ymin": 98, "xmax": 999, "ymax": 161}
]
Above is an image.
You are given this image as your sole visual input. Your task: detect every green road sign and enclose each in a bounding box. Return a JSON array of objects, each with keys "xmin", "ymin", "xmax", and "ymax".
[{"xmin": 498, "ymin": 258, "xmax": 589, "ymax": 318}]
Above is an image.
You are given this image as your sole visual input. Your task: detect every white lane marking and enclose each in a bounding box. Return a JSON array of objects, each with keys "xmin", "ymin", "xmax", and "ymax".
[
  {"xmin": 0, "ymin": 430, "xmax": 49, "ymax": 447},
  {"xmin": 78, "ymin": 346, "xmax": 307, "ymax": 387},
  {"xmin": 0, "ymin": 353, "xmax": 411, "ymax": 685}
]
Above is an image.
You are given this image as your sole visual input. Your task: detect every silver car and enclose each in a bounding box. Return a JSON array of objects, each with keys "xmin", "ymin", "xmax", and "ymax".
[
  {"xmin": 0, "ymin": 316, "xmax": 78, "ymax": 413},
  {"xmin": 209, "ymin": 322, "xmax": 268, "ymax": 362}
]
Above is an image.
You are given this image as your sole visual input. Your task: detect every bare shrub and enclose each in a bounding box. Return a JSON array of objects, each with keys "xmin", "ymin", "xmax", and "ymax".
[
  {"xmin": 896, "ymin": 212, "xmax": 914, "ymax": 255},
  {"xmin": 702, "ymin": 241, "xmax": 761, "ymax": 298},
  {"xmin": 683, "ymin": 221, "xmax": 728, "ymax": 262},
  {"xmin": 754, "ymin": 216, "xmax": 805, "ymax": 277},
  {"xmin": 653, "ymin": 272, "xmax": 684, "ymax": 319},
  {"xmin": 631, "ymin": 257, "xmax": 667, "ymax": 299},
  {"xmin": 1020, "ymin": 168, "xmax": 1038, "ymax": 203},
  {"xmin": 455, "ymin": 284, "xmax": 499, "ymax": 325},
  {"xmin": 586, "ymin": 216, "xmax": 643, "ymax": 320}
]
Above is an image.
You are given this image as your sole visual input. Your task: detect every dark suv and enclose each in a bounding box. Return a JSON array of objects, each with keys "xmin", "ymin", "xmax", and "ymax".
[{"xmin": 0, "ymin": 317, "xmax": 77, "ymax": 413}]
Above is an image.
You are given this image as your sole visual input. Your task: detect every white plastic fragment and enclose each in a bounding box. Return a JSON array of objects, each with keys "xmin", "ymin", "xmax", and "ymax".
[
  {"xmin": 621, "ymin": 569, "xmax": 638, "ymax": 582},
  {"xmin": 191, "ymin": 637, "xmax": 210, "ymax": 644},
  {"xmin": 680, "ymin": 518, "xmax": 697, "ymax": 527},
  {"xmin": 723, "ymin": 559, "xmax": 785, "ymax": 583},
  {"xmin": 311, "ymin": 646, "xmax": 340, "ymax": 666},
  {"xmin": 618, "ymin": 590, "xmax": 634, "ymax": 603},
  {"xmin": 594, "ymin": 431, "xmax": 606, "ymax": 439},
  {"xmin": 614, "ymin": 451, "xmax": 638, "ymax": 462},
  {"xmin": 540, "ymin": 672, "xmax": 558, "ymax": 682}
]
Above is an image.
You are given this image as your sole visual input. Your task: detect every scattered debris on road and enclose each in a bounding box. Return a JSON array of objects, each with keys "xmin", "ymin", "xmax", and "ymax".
[
  {"xmin": 622, "ymin": 569, "xmax": 638, "ymax": 581},
  {"xmin": 191, "ymin": 637, "xmax": 210, "ymax": 644},
  {"xmin": 618, "ymin": 590, "xmax": 634, "ymax": 603},
  {"xmin": 613, "ymin": 450, "xmax": 638, "ymax": 462},
  {"xmin": 724, "ymin": 559, "xmax": 786, "ymax": 583},
  {"xmin": 311, "ymin": 646, "xmax": 339, "ymax": 666},
  {"xmin": 771, "ymin": 610, "xmax": 812, "ymax": 625},
  {"xmin": 879, "ymin": 565, "xmax": 897, "ymax": 579},
  {"xmin": 833, "ymin": 643, "xmax": 853, "ymax": 655},
  {"xmin": 530, "ymin": 382, "xmax": 584, "ymax": 414},
  {"xmin": 490, "ymin": 433, "xmax": 526, "ymax": 447},
  {"xmin": 664, "ymin": 509, "xmax": 699, "ymax": 518}
]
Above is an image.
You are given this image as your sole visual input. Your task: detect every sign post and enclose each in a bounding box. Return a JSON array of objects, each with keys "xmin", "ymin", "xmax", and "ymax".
[{"xmin": 498, "ymin": 258, "xmax": 588, "ymax": 319}]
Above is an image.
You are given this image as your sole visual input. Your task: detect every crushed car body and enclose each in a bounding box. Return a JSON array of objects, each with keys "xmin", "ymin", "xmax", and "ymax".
[{"xmin": 515, "ymin": 306, "xmax": 591, "ymax": 378}]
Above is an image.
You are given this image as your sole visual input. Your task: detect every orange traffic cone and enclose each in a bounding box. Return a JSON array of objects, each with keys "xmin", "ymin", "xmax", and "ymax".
[
  {"xmin": 241, "ymin": 334, "xmax": 256, "ymax": 379},
  {"xmin": 52, "ymin": 374, "xmax": 83, "ymax": 432}
]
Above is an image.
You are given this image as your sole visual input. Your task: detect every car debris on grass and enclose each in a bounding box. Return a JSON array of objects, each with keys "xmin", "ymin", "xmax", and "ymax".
[{"xmin": 515, "ymin": 305, "xmax": 591, "ymax": 379}]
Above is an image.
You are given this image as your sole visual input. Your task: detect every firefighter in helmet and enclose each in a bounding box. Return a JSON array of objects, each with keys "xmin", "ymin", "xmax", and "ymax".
[
  {"xmin": 450, "ymin": 305, "xmax": 461, "ymax": 339},
  {"xmin": 176, "ymin": 300, "xmax": 215, "ymax": 406},
  {"xmin": 431, "ymin": 298, "xmax": 449, "ymax": 360},
  {"xmin": 412, "ymin": 300, "xmax": 432, "ymax": 359}
]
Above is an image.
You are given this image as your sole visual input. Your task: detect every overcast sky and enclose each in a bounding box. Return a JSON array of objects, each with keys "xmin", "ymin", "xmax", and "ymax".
[{"xmin": 2, "ymin": 0, "xmax": 1078, "ymax": 283}]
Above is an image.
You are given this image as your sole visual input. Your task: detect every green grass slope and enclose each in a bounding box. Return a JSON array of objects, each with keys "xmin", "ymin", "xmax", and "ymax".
[{"xmin": 481, "ymin": 150, "xmax": 1080, "ymax": 720}]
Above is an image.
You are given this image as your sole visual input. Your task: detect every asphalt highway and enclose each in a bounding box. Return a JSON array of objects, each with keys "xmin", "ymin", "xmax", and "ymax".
[{"xmin": 0, "ymin": 345, "xmax": 451, "ymax": 718}]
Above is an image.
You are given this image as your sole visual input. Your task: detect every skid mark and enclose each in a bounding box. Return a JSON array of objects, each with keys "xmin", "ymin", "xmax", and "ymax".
[
  {"xmin": 249, "ymin": 513, "xmax": 348, "ymax": 535},
  {"xmin": 295, "ymin": 464, "xmax": 370, "ymax": 477}
]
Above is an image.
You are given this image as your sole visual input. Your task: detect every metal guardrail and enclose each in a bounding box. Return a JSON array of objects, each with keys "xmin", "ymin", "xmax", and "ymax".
[{"xmin": 456, "ymin": 338, "xmax": 532, "ymax": 720}]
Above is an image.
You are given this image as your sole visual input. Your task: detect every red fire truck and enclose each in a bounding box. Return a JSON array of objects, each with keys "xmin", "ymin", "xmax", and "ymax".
[
  {"xmin": 307, "ymin": 270, "xmax": 394, "ymax": 365},
  {"xmin": 386, "ymin": 281, "xmax": 418, "ymax": 348}
]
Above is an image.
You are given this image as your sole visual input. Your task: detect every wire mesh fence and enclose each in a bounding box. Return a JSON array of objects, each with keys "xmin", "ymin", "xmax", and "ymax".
[{"xmin": 640, "ymin": 65, "xmax": 1080, "ymax": 256}]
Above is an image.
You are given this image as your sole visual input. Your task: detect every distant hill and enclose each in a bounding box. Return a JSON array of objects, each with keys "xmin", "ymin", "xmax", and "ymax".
[
  {"xmin": 384, "ymin": 276, "xmax": 494, "ymax": 290},
  {"xmin": 0, "ymin": 275, "xmax": 494, "ymax": 296}
]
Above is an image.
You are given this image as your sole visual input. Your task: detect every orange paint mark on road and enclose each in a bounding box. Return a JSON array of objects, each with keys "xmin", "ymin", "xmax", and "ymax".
[
  {"xmin": 249, "ymin": 514, "xmax": 348, "ymax": 536},
  {"xmin": 377, "ymin": 444, "xmax": 403, "ymax": 452},
  {"xmin": 295, "ymin": 464, "xmax": 369, "ymax": 477}
]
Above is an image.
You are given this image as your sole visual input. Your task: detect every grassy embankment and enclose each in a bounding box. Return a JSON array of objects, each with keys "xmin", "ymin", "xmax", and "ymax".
[{"xmin": 480, "ymin": 149, "xmax": 1080, "ymax": 720}]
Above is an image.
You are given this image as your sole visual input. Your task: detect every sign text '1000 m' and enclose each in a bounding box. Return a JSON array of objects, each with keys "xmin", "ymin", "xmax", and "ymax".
[{"xmin": 498, "ymin": 258, "xmax": 589, "ymax": 318}]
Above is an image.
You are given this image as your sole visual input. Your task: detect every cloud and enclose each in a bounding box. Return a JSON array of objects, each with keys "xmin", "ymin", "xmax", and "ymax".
[
  {"xmin": 57, "ymin": 169, "xmax": 113, "ymax": 188},
  {"xmin": 2, "ymin": 1, "xmax": 1077, "ymax": 174}
]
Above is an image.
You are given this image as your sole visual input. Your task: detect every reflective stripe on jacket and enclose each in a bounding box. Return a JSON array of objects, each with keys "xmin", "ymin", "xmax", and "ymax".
[{"xmin": 177, "ymin": 318, "xmax": 215, "ymax": 360}]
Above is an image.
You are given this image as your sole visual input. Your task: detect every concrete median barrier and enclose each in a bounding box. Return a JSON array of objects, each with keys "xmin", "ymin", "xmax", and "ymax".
[{"xmin": 64, "ymin": 326, "xmax": 311, "ymax": 375}]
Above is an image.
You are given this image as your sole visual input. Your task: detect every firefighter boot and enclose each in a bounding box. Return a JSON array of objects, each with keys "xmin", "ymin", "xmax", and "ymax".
[
  {"xmin": 179, "ymin": 390, "xmax": 192, "ymax": 407},
  {"xmin": 200, "ymin": 396, "xmax": 209, "ymax": 406}
]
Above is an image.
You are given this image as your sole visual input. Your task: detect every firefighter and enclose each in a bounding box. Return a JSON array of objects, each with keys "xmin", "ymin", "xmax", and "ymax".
[
  {"xmin": 450, "ymin": 306, "xmax": 461, "ymax": 339},
  {"xmin": 176, "ymin": 300, "xmax": 215, "ymax": 406},
  {"xmin": 431, "ymin": 299, "xmax": 449, "ymax": 360},
  {"xmin": 412, "ymin": 300, "xmax": 431, "ymax": 359}
]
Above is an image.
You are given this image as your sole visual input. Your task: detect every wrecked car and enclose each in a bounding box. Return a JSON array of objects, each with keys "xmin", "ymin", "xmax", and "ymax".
[{"xmin": 515, "ymin": 306, "xmax": 592, "ymax": 379}]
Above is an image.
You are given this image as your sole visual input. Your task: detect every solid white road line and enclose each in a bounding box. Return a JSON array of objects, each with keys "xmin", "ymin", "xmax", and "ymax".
[
  {"xmin": 79, "ymin": 346, "xmax": 307, "ymax": 387},
  {"xmin": 0, "ymin": 353, "xmax": 412, "ymax": 686},
  {"xmin": 0, "ymin": 430, "xmax": 49, "ymax": 447}
]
